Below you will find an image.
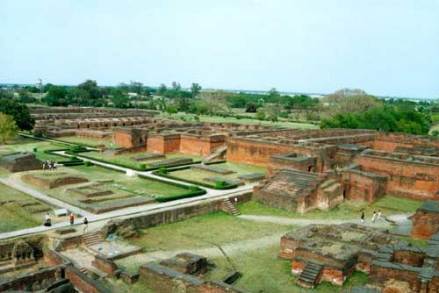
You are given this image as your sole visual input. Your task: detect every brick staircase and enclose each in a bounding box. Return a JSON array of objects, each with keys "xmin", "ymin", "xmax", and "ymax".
[
  {"xmin": 296, "ymin": 262, "xmax": 323, "ymax": 288},
  {"xmin": 82, "ymin": 231, "xmax": 104, "ymax": 247},
  {"xmin": 221, "ymin": 198, "xmax": 240, "ymax": 216},
  {"xmin": 203, "ymin": 145, "xmax": 227, "ymax": 163}
]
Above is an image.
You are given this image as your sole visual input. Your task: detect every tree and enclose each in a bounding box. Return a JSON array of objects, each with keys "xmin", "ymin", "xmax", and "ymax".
[
  {"xmin": 43, "ymin": 86, "xmax": 68, "ymax": 106},
  {"xmin": 0, "ymin": 113, "xmax": 18, "ymax": 143},
  {"xmin": 245, "ymin": 102, "xmax": 258, "ymax": 113},
  {"xmin": 0, "ymin": 98, "xmax": 34, "ymax": 130},
  {"xmin": 190, "ymin": 83, "xmax": 202, "ymax": 98},
  {"xmin": 321, "ymin": 88, "xmax": 382, "ymax": 116}
]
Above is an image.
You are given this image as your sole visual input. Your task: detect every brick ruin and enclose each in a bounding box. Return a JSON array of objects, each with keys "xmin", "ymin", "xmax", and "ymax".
[
  {"xmin": 411, "ymin": 201, "xmax": 439, "ymax": 240},
  {"xmin": 231, "ymin": 128, "xmax": 439, "ymax": 212},
  {"xmin": 0, "ymin": 152, "xmax": 42, "ymax": 172},
  {"xmin": 279, "ymin": 224, "xmax": 400, "ymax": 288},
  {"xmin": 370, "ymin": 236, "xmax": 439, "ymax": 292},
  {"xmin": 280, "ymin": 223, "xmax": 439, "ymax": 292}
]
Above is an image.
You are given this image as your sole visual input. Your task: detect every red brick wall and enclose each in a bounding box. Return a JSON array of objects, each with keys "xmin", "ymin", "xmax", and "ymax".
[
  {"xmin": 342, "ymin": 172, "xmax": 386, "ymax": 202},
  {"xmin": 147, "ymin": 134, "xmax": 181, "ymax": 154},
  {"xmin": 370, "ymin": 265, "xmax": 421, "ymax": 292},
  {"xmin": 65, "ymin": 266, "xmax": 109, "ymax": 293},
  {"xmin": 355, "ymin": 155, "xmax": 439, "ymax": 200},
  {"xmin": 227, "ymin": 138, "xmax": 317, "ymax": 167},
  {"xmin": 374, "ymin": 133, "xmax": 439, "ymax": 152},
  {"xmin": 411, "ymin": 210, "xmax": 439, "ymax": 239},
  {"xmin": 180, "ymin": 135, "xmax": 225, "ymax": 156},
  {"xmin": 393, "ymin": 250, "xmax": 425, "ymax": 266},
  {"xmin": 113, "ymin": 131, "xmax": 135, "ymax": 148}
]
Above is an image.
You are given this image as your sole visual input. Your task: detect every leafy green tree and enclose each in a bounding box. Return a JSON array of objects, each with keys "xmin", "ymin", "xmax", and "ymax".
[
  {"xmin": 0, "ymin": 113, "xmax": 18, "ymax": 143},
  {"xmin": 190, "ymin": 83, "xmax": 202, "ymax": 98},
  {"xmin": 0, "ymin": 97, "xmax": 34, "ymax": 130},
  {"xmin": 43, "ymin": 86, "xmax": 68, "ymax": 106}
]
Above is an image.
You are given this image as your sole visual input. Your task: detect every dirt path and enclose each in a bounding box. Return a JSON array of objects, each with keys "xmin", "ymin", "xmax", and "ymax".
[{"xmin": 237, "ymin": 214, "xmax": 409, "ymax": 228}]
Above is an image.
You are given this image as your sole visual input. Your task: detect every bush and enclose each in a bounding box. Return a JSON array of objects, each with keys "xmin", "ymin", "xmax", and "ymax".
[
  {"xmin": 215, "ymin": 180, "xmax": 227, "ymax": 189},
  {"xmin": 158, "ymin": 167, "xmax": 168, "ymax": 175},
  {"xmin": 69, "ymin": 145, "xmax": 87, "ymax": 153},
  {"xmin": 33, "ymin": 147, "xmax": 38, "ymax": 152},
  {"xmin": 139, "ymin": 163, "xmax": 146, "ymax": 170},
  {"xmin": 84, "ymin": 161, "xmax": 93, "ymax": 167}
]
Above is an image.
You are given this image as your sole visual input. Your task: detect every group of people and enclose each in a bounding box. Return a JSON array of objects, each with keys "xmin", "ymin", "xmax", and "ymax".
[
  {"xmin": 360, "ymin": 210, "xmax": 383, "ymax": 224},
  {"xmin": 42, "ymin": 160, "xmax": 57, "ymax": 171},
  {"xmin": 43, "ymin": 212, "xmax": 89, "ymax": 232}
]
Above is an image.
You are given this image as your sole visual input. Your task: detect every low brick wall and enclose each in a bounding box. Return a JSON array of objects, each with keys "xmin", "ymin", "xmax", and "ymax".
[
  {"xmin": 65, "ymin": 265, "xmax": 111, "ymax": 293},
  {"xmin": 0, "ymin": 264, "xmax": 65, "ymax": 292},
  {"xmin": 119, "ymin": 193, "xmax": 252, "ymax": 230}
]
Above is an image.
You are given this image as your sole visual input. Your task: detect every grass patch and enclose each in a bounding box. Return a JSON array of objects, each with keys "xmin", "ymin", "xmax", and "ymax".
[
  {"xmin": 55, "ymin": 136, "xmax": 113, "ymax": 147},
  {"xmin": 240, "ymin": 196, "xmax": 421, "ymax": 220},
  {"xmin": 166, "ymin": 162, "xmax": 266, "ymax": 188},
  {"xmin": 205, "ymin": 244, "xmax": 368, "ymax": 293},
  {"xmin": 0, "ymin": 183, "xmax": 52, "ymax": 232},
  {"xmin": 128, "ymin": 211, "xmax": 292, "ymax": 252},
  {"xmin": 83, "ymin": 151, "xmax": 201, "ymax": 170},
  {"xmin": 160, "ymin": 112, "xmax": 319, "ymax": 129}
]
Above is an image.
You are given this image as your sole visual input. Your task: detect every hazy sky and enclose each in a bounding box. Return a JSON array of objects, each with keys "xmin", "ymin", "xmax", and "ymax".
[{"xmin": 1, "ymin": 0, "xmax": 438, "ymax": 98}]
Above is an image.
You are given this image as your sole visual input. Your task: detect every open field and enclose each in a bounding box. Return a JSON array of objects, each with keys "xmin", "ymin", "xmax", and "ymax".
[
  {"xmin": 54, "ymin": 136, "xmax": 114, "ymax": 147},
  {"xmin": 0, "ymin": 183, "xmax": 52, "ymax": 232},
  {"xmin": 160, "ymin": 112, "xmax": 319, "ymax": 129},
  {"xmin": 83, "ymin": 151, "xmax": 202, "ymax": 170},
  {"xmin": 239, "ymin": 196, "xmax": 421, "ymax": 220},
  {"xmin": 115, "ymin": 210, "xmax": 369, "ymax": 292},
  {"xmin": 168, "ymin": 161, "xmax": 266, "ymax": 187},
  {"xmin": 0, "ymin": 138, "xmax": 67, "ymax": 162}
]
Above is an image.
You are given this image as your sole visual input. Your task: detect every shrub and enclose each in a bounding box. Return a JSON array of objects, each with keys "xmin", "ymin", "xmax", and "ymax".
[
  {"xmin": 33, "ymin": 147, "xmax": 38, "ymax": 152},
  {"xmin": 139, "ymin": 163, "xmax": 146, "ymax": 170},
  {"xmin": 84, "ymin": 161, "xmax": 93, "ymax": 167},
  {"xmin": 158, "ymin": 167, "xmax": 168, "ymax": 175},
  {"xmin": 215, "ymin": 180, "xmax": 227, "ymax": 189}
]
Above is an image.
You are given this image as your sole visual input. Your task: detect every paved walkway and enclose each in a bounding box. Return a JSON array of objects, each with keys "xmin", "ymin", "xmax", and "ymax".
[{"xmin": 0, "ymin": 175, "xmax": 254, "ymax": 240}]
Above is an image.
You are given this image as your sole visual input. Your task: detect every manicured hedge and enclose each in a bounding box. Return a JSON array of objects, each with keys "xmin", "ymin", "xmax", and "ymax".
[
  {"xmin": 77, "ymin": 153, "xmax": 201, "ymax": 171},
  {"xmin": 154, "ymin": 189, "xmax": 207, "ymax": 202}
]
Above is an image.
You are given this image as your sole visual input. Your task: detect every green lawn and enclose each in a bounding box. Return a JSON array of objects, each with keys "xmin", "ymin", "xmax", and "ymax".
[
  {"xmin": 83, "ymin": 151, "xmax": 201, "ymax": 170},
  {"xmin": 19, "ymin": 165, "xmax": 193, "ymax": 212},
  {"xmin": 127, "ymin": 212, "xmax": 292, "ymax": 252},
  {"xmin": 0, "ymin": 138, "xmax": 67, "ymax": 162},
  {"xmin": 205, "ymin": 244, "xmax": 368, "ymax": 293},
  {"xmin": 167, "ymin": 162, "xmax": 266, "ymax": 187},
  {"xmin": 55, "ymin": 136, "xmax": 114, "ymax": 147},
  {"xmin": 0, "ymin": 183, "xmax": 52, "ymax": 232},
  {"xmin": 239, "ymin": 196, "xmax": 421, "ymax": 220},
  {"xmin": 160, "ymin": 112, "xmax": 319, "ymax": 129},
  {"xmin": 70, "ymin": 165, "xmax": 189, "ymax": 198}
]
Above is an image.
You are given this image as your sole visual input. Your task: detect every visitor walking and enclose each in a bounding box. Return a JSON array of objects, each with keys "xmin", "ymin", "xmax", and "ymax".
[
  {"xmin": 371, "ymin": 211, "xmax": 377, "ymax": 223},
  {"xmin": 83, "ymin": 217, "xmax": 88, "ymax": 233},
  {"xmin": 360, "ymin": 211, "xmax": 365, "ymax": 224},
  {"xmin": 69, "ymin": 213, "xmax": 75, "ymax": 225},
  {"xmin": 44, "ymin": 212, "xmax": 52, "ymax": 227},
  {"xmin": 377, "ymin": 210, "xmax": 382, "ymax": 221}
]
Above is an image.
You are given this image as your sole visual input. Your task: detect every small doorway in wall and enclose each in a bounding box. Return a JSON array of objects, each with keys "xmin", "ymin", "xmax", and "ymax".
[{"xmin": 308, "ymin": 166, "xmax": 313, "ymax": 172}]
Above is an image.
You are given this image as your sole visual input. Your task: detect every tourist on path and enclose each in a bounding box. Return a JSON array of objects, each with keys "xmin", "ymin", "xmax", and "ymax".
[
  {"xmin": 69, "ymin": 213, "xmax": 75, "ymax": 225},
  {"xmin": 377, "ymin": 210, "xmax": 382, "ymax": 221},
  {"xmin": 44, "ymin": 212, "xmax": 52, "ymax": 227},
  {"xmin": 83, "ymin": 217, "xmax": 88, "ymax": 233},
  {"xmin": 360, "ymin": 211, "xmax": 365, "ymax": 224},
  {"xmin": 371, "ymin": 211, "xmax": 377, "ymax": 223}
]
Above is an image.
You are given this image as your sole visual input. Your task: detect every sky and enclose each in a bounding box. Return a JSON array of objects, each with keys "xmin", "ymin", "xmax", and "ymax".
[{"xmin": 0, "ymin": 0, "xmax": 438, "ymax": 98}]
